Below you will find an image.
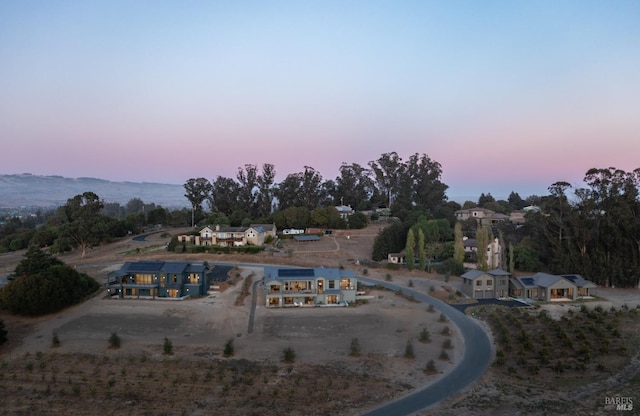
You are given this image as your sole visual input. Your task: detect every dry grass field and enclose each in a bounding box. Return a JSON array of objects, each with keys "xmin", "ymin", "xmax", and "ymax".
[{"xmin": 1, "ymin": 222, "xmax": 640, "ymax": 415}]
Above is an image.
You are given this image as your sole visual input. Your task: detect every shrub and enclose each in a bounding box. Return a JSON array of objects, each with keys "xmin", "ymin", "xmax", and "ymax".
[
  {"xmin": 0, "ymin": 319, "xmax": 7, "ymax": 346},
  {"xmin": 425, "ymin": 359, "xmax": 437, "ymax": 374},
  {"xmin": 282, "ymin": 347, "xmax": 296, "ymax": 363},
  {"xmin": 427, "ymin": 304, "xmax": 435, "ymax": 313},
  {"xmin": 439, "ymin": 349, "xmax": 449, "ymax": 360},
  {"xmin": 419, "ymin": 328, "xmax": 431, "ymax": 343},
  {"xmin": 108, "ymin": 332, "xmax": 121, "ymax": 349},
  {"xmin": 441, "ymin": 326, "xmax": 451, "ymax": 336},
  {"xmin": 404, "ymin": 339, "xmax": 415, "ymax": 359},
  {"xmin": 223, "ymin": 339, "xmax": 234, "ymax": 357},
  {"xmin": 163, "ymin": 337, "xmax": 173, "ymax": 355},
  {"xmin": 349, "ymin": 338, "xmax": 361, "ymax": 357},
  {"xmin": 408, "ymin": 279, "xmax": 414, "ymax": 287},
  {"xmin": 438, "ymin": 313, "xmax": 447, "ymax": 323},
  {"xmin": 51, "ymin": 331, "xmax": 60, "ymax": 348},
  {"xmin": 442, "ymin": 339, "xmax": 453, "ymax": 349}
]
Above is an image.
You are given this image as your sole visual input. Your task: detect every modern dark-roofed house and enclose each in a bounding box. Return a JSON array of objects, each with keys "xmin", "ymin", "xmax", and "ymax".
[
  {"xmin": 107, "ymin": 261, "xmax": 210, "ymax": 299},
  {"xmin": 263, "ymin": 267, "xmax": 357, "ymax": 307}
]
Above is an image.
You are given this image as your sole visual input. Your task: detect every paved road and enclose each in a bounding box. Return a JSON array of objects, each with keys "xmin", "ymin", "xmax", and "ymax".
[
  {"xmin": 358, "ymin": 277, "xmax": 493, "ymax": 416},
  {"xmin": 451, "ymin": 298, "xmax": 531, "ymax": 313}
]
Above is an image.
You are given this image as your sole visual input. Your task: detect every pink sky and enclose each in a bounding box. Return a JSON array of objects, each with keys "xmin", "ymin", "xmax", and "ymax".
[{"xmin": 1, "ymin": 1, "xmax": 639, "ymax": 200}]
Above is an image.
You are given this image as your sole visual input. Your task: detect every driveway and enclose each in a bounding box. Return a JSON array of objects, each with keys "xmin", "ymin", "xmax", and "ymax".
[{"xmin": 358, "ymin": 277, "xmax": 493, "ymax": 416}]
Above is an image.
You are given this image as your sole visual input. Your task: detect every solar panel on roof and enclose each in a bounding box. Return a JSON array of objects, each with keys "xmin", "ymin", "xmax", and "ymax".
[
  {"xmin": 521, "ymin": 277, "xmax": 536, "ymax": 286},
  {"xmin": 563, "ymin": 275, "xmax": 578, "ymax": 282},
  {"xmin": 126, "ymin": 261, "xmax": 164, "ymax": 272},
  {"xmin": 278, "ymin": 268, "xmax": 315, "ymax": 277}
]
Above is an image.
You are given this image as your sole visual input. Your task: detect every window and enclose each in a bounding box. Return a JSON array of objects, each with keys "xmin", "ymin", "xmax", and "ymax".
[
  {"xmin": 329, "ymin": 280, "xmax": 335, "ymax": 289},
  {"xmin": 487, "ymin": 280, "xmax": 492, "ymax": 286},
  {"xmin": 476, "ymin": 280, "xmax": 482, "ymax": 286},
  {"xmin": 172, "ymin": 275, "xmax": 177, "ymax": 283}
]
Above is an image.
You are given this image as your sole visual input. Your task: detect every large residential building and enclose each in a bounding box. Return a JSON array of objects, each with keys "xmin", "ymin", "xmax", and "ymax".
[
  {"xmin": 460, "ymin": 268, "xmax": 511, "ymax": 299},
  {"xmin": 461, "ymin": 269, "xmax": 597, "ymax": 301},
  {"xmin": 178, "ymin": 224, "xmax": 276, "ymax": 247},
  {"xmin": 263, "ymin": 267, "xmax": 358, "ymax": 307},
  {"xmin": 107, "ymin": 261, "xmax": 211, "ymax": 299},
  {"xmin": 510, "ymin": 273, "xmax": 597, "ymax": 301},
  {"xmin": 455, "ymin": 208, "xmax": 508, "ymax": 227}
]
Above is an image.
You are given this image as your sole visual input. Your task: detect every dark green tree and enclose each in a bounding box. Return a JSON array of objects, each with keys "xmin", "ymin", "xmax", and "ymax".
[
  {"xmin": 209, "ymin": 176, "xmax": 240, "ymax": 215},
  {"xmin": 348, "ymin": 212, "xmax": 368, "ymax": 229},
  {"xmin": 58, "ymin": 192, "xmax": 108, "ymax": 257},
  {"xmin": 0, "ymin": 319, "xmax": 7, "ymax": 345},
  {"xmin": 184, "ymin": 177, "xmax": 212, "ymax": 227}
]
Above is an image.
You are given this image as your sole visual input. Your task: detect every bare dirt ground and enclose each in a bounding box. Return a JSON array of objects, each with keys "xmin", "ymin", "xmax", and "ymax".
[
  {"xmin": 1, "ymin": 222, "xmax": 639, "ymax": 415},
  {"xmin": 0, "ymin": 223, "xmax": 464, "ymax": 415}
]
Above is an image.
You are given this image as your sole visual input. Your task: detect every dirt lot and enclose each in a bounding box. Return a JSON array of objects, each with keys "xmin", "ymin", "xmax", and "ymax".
[
  {"xmin": 0, "ymin": 223, "xmax": 465, "ymax": 415},
  {"xmin": 1, "ymin": 222, "xmax": 640, "ymax": 415}
]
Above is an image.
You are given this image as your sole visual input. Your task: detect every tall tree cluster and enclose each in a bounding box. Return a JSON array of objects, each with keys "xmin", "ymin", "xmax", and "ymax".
[
  {"xmin": 184, "ymin": 152, "xmax": 450, "ymax": 228},
  {"xmin": 525, "ymin": 167, "xmax": 640, "ymax": 287}
]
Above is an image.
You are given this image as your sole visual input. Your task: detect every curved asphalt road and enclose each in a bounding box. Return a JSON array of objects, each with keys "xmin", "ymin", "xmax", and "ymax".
[{"xmin": 358, "ymin": 277, "xmax": 492, "ymax": 416}]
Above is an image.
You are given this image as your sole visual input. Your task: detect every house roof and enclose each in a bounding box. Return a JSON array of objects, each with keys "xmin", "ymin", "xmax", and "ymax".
[
  {"xmin": 251, "ymin": 223, "xmax": 276, "ymax": 232},
  {"xmin": 561, "ymin": 274, "xmax": 597, "ymax": 288},
  {"xmin": 463, "ymin": 238, "xmax": 478, "ymax": 248},
  {"xmin": 294, "ymin": 235, "xmax": 321, "ymax": 241},
  {"xmin": 487, "ymin": 268, "xmax": 511, "ymax": 276},
  {"xmin": 264, "ymin": 267, "xmax": 355, "ymax": 282},
  {"xmin": 455, "ymin": 208, "xmax": 496, "ymax": 215},
  {"xmin": 113, "ymin": 261, "xmax": 206, "ymax": 276},
  {"xmin": 461, "ymin": 269, "xmax": 486, "ymax": 280},
  {"xmin": 533, "ymin": 272, "xmax": 565, "ymax": 288}
]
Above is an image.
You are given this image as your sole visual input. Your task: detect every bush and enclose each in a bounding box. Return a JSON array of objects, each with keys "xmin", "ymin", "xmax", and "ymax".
[
  {"xmin": 282, "ymin": 347, "xmax": 296, "ymax": 363},
  {"xmin": 404, "ymin": 339, "xmax": 415, "ymax": 359},
  {"xmin": 163, "ymin": 337, "xmax": 173, "ymax": 355},
  {"xmin": 419, "ymin": 327, "xmax": 431, "ymax": 343},
  {"xmin": 439, "ymin": 349, "xmax": 449, "ymax": 360},
  {"xmin": 425, "ymin": 359, "xmax": 437, "ymax": 374},
  {"xmin": 349, "ymin": 338, "xmax": 361, "ymax": 356},
  {"xmin": 108, "ymin": 332, "xmax": 121, "ymax": 349},
  {"xmin": 223, "ymin": 339, "xmax": 234, "ymax": 357},
  {"xmin": 0, "ymin": 319, "xmax": 7, "ymax": 346},
  {"xmin": 51, "ymin": 331, "xmax": 60, "ymax": 348}
]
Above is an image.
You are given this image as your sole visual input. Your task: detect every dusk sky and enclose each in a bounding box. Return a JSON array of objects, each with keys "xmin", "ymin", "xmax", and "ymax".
[{"xmin": 1, "ymin": 1, "xmax": 639, "ymax": 201}]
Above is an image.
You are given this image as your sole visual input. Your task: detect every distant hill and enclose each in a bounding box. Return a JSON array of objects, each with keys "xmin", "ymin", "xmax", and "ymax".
[{"xmin": 0, "ymin": 174, "xmax": 189, "ymax": 209}]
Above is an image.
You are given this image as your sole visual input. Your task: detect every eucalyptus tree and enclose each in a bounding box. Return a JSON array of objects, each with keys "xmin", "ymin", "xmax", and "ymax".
[
  {"xmin": 183, "ymin": 177, "xmax": 212, "ymax": 227},
  {"xmin": 256, "ymin": 163, "xmax": 276, "ymax": 218},
  {"xmin": 275, "ymin": 166, "xmax": 325, "ymax": 210},
  {"xmin": 209, "ymin": 176, "xmax": 239, "ymax": 216},
  {"xmin": 405, "ymin": 153, "xmax": 448, "ymax": 211},
  {"xmin": 368, "ymin": 152, "xmax": 404, "ymax": 208},
  {"xmin": 334, "ymin": 163, "xmax": 374, "ymax": 210},
  {"xmin": 236, "ymin": 164, "xmax": 259, "ymax": 217}
]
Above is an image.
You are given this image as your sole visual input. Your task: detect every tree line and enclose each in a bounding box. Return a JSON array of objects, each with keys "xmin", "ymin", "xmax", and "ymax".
[
  {"xmin": 1, "ymin": 153, "xmax": 638, "ymax": 287},
  {"xmin": 183, "ymin": 152, "xmax": 450, "ymax": 227}
]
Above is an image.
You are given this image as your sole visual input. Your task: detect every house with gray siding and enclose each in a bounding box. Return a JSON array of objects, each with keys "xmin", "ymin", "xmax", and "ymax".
[
  {"xmin": 460, "ymin": 268, "xmax": 510, "ymax": 299},
  {"xmin": 264, "ymin": 267, "xmax": 357, "ymax": 307},
  {"xmin": 107, "ymin": 261, "xmax": 211, "ymax": 299},
  {"xmin": 509, "ymin": 272, "xmax": 597, "ymax": 301}
]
